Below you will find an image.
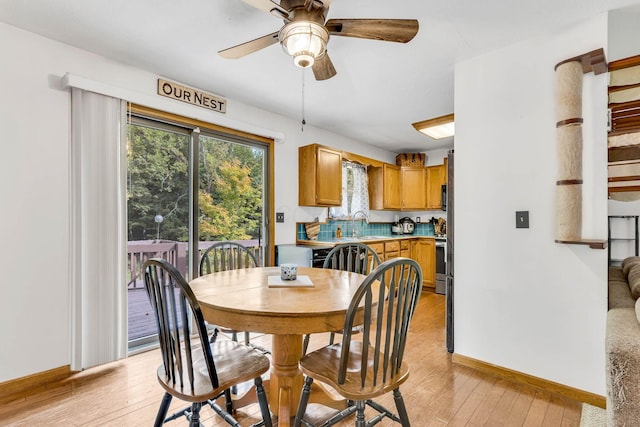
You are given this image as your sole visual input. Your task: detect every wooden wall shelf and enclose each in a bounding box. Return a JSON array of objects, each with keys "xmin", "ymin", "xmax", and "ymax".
[
  {"xmin": 555, "ymin": 239, "xmax": 607, "ymax": 249},
  {"xmin": 555, "ymin": 48, "xmax": 608, "ymax": 75}
]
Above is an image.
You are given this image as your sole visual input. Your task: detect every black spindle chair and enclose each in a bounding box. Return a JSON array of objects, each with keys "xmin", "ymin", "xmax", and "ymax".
[
  {"xmin": 143, "ymin": 258, "xmax": 272, "ymax": 427},
  {"xmin": 294, "ymin": 258, "xmax": 423, "ymax": 427}
]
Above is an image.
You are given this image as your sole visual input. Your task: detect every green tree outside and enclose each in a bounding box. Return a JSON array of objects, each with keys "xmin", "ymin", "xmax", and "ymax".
[{"xmin": 127, "ymin": 124, "xmax": 264, "ymax": 242}]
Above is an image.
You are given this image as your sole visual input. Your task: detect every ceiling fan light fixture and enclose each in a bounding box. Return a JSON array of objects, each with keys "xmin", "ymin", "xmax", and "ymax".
[
  {"xmin": 412, "ymin": 113, "xmax": 455, "ymax": 139},
  {"xmin": 280, "ymin": 21, "xmax": 328, "ymax": 68}
]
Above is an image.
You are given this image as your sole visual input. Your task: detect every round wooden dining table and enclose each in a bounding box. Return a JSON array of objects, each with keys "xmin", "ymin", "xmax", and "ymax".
[{"xmin": 189, "ymin": 266, "xmax": 368, "ymax": 427}]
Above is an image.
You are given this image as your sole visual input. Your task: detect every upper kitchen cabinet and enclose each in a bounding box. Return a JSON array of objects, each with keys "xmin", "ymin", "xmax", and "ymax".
[
  {"xmin": 368, "ymin": 164, "xmax": 401, "ymax": 210},
  {"xmin": 299, "ymin": 144, "xmax": 342, "ymax": 206},
  {"xmin": 426, "ymin": 161, "xmax": 447, "ymax": 210},
  {"xmin": 401, "ymin": 167, "xmax": 426, "ymax": 210}
]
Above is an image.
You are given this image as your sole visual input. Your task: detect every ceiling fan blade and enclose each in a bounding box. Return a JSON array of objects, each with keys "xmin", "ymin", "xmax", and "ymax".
[
  {"xmin": 325, "ymin": 19, "xmax": 419, "ymax": 43},
  {"xmin": 239, "ymin": 0, "xmax": 290, "ymax": 19},
  {"xmin": 312, "ymin": 53, "xmax": 337, "ymax": 80},
  {"xmin": 218, "ymin": 32, "xmax": 280, "ymax": 59}
]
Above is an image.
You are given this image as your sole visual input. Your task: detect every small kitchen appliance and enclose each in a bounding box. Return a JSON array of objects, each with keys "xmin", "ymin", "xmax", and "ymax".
[
  {"xmin": 391, "ymin": 222, "xmax": 403, "ymax": 235},
  {"xmin": 391, "ymin": 215, "xmax": 403, "ymax": 235},
  {"xmin": 398, "ymin": 217, "xmax": 415, "ymax": 234}
]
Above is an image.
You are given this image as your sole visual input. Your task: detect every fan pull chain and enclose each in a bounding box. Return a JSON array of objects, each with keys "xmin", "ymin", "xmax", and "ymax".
[{"xmin": 301, "ymin": 68, "xmax": 306, "ymax": 132}]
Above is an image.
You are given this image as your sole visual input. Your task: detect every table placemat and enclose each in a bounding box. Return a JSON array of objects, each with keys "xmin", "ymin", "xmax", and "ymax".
[{"xmin": 268, "ymin": 275, "xmax": 314, "ymax": 288}]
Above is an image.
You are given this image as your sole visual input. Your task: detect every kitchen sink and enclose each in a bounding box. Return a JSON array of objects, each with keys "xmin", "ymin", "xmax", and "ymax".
[{"xmin": 357, "ymin": 235, "xmax": 391, "ymax": 240}]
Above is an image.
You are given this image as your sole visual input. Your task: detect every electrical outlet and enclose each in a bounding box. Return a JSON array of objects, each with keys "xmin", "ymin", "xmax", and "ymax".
[
  {"xmin": 416, "ymin": 217, "xmax": 421, "ymax": 223},
  {"xmin": 276, "ymin": 212, "xmax": 285, "ymax": 223},
  {"xmin": 516, "ymin": 211, "xmax": 529, "ymax": 228}
]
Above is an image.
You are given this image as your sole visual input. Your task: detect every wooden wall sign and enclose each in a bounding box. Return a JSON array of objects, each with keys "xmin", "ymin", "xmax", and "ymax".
[{"xmin": 157, "ymin": 79, "xmax": 226, "ymax": 113}]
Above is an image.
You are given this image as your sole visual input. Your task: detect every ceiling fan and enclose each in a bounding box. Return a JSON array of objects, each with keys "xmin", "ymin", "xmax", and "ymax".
[{"xmin": 219, "ymin": 0, "xmax": 419, "ymax": 80}]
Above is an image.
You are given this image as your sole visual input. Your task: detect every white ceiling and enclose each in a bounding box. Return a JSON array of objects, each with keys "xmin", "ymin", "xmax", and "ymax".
[{"xmin": 1, "ymin": 0, "xmax": 639, "ymax": 152}]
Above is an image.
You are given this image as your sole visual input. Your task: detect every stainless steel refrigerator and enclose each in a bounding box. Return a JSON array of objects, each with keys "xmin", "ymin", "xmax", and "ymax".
[{"xmin": 446, "ymin": 149, "xmax": 454, "ymax": 353}]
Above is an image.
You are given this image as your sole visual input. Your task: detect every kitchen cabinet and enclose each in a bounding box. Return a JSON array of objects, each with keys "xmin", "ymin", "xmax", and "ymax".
[
  {"xmin": 368, "ymin": 242, "xmax": 384, "ymax": 260},
  {"xmin": 426, "ymin": 164, "xmax": 446, "ymax": 210},
  {"xmin": 368, "ymin": 164, "xmax": 402, "ymax": 210},
  {"xmin": 365, "ymin": 238, "xmax": 433, "ymax": 288},
  {"xmin": 400, "ymin": 240, "xmax": 410, "ymax": 258},
  {"xmin": 401, "ymin": 167, "xmax": 426, "ymax": 210},
  {"xmin": 298, "ymin": 144, "xmax": 342, "ymax": 207},
  {"xmin": 411, "ymin": 238, "xmax": 436, "ymax": 288},
  {"xmin": 383, "ymin": 240, "xmax": 400, "ymax": 261},
  {"xmin": 366, "ymin": 240, "xmax": 405, "ymax": 262}
]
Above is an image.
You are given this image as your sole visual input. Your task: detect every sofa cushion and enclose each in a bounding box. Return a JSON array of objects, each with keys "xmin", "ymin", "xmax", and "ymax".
[
  {"xmin": 622, "ymin": 256, "xmax": 640, "ymax": 277},
  {"xmin": 610, "ymin": 266, "xmax": 625, "ymax": 282},
  {"xmin": 606, "ymin": 308, "xmax": 640, "ymax": 426},
  {"xmin": 629, "ymin": 264, "xmax": 640, "ymax": 300},
  {"xmin": 610, "ymin": 280, "xmax": 636, "ymax": 310}
]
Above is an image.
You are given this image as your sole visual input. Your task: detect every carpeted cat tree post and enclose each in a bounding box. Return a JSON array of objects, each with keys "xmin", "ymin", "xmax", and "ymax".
[
  {"xmin": 554, "ymin": 49, "xmax": 607, "ymax": 246},
  {"xmin": 555, "ymin": 60, "xmax": 584, "ymax": 241}
]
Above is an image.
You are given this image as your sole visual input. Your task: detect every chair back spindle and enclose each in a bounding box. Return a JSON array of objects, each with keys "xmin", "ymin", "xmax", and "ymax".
[
  {"xmin": 323, "ymin": 242, "xmax": 381, "ymax": 275},
  {"xmin": 200, "ymin": 241, "xmax": 259, "ymax": 276}
]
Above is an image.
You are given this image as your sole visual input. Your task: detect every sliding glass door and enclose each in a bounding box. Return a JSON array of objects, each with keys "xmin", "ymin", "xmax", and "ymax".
[
  {"xmin": 126, "ymin": 113, "xmax": 270, "ymax": 350},
  {"xmin": 198, "ymin": 134, "xmax": 266, "ymax": 264}
]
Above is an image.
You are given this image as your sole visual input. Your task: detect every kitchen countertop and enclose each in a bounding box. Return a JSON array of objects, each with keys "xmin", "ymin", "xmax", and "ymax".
[{"xmin": 297, "ymin": 235, "xmax": 444, "ymax": 246}]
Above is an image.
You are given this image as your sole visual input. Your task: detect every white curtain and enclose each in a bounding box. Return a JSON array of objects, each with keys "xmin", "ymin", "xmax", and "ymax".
[
  {"xmin": 70, "ymin": 88, "xmax": 127, "ymax": 371},
  {"xmin": 330, "ymin": 161, "xmax": 369, "ymax": 219}
]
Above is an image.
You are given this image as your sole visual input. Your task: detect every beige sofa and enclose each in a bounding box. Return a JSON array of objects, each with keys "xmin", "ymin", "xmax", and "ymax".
[{"xmin": 607, "ymin": 256, "xmax": 640, "ymax": 426}]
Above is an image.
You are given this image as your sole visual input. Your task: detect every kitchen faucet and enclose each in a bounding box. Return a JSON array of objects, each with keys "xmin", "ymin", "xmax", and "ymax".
[{"xmin": 351, "ymin": 210, "xmax": 368, "ymax": 237}]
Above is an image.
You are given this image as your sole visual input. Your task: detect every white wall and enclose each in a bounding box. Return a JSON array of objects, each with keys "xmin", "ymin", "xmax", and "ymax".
[
  {"xmin": 424, "ymin": 148, "xmax": 450, "ymax": 167},
  {"xmin": 454, "ymin": 14, "xmax": 609, "ymax": 395},
  {"xmin": 608, "ymin": 4, "xmax": 640, "ymax": 62},
  {"xmin": 0, "ymin": 23, "xmax": 400, "ymax": 382}
]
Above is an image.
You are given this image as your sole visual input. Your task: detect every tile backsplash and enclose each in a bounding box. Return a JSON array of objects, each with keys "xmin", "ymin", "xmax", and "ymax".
[{"xmin": 297, "ymin": 221, "xmax": 435, "ymax": 241}]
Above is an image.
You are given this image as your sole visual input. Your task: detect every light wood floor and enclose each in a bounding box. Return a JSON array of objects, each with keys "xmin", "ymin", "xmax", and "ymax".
[{"xmin": 0, "ymin": 292, "xmax": 582, "ymax": 426}]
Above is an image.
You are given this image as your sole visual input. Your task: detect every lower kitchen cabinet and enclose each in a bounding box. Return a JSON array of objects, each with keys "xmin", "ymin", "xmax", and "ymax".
[
  {"xmin": 365, "ymin": 239, "xmax": 434, "ymax": 289},
  {"xmin": 411, "ymin": 238, "xmax": 436, "ymax": 288},
  {"xmin": 368, "ymin": 242, "xmax": 384, "ymax": 260},
  {"xmin": 400, "ymin": 240, "xmax": 410, "ymax": 258},
  {"xmin": 383, "ymin": 240, "xmax": 400, "ymax": 261}
]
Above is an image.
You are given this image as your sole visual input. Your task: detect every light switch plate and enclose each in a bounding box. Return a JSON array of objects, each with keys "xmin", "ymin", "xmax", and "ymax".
[
  {"xmin": 516, "ymin": 211, "xmax": 529, "ymax": 228},
  {"xmin": 276, "ymin": 212, "xmax": 285, "ymax": 223}
]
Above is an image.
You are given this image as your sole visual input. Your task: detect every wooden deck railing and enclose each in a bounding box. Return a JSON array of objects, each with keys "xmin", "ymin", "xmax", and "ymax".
[{"xmin": 127, "ymin": 239, "xmax": 262, "ymax": 288}]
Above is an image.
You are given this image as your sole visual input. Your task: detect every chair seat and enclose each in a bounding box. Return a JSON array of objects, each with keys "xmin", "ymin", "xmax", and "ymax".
[
  {"xmin": 299, "ymin": 341, "xmax": 410, "ymax": 401},
  {"xmin": 157, "ymin": 339, "xmax": 270, "ymax": 402}
]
